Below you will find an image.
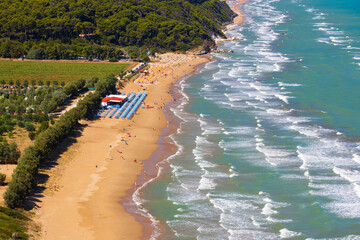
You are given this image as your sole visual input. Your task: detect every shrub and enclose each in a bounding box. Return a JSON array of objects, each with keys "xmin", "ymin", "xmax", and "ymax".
[
  {"xmin": 0, "ymin": 125, "xmax": 7, "ymax": 135},
  {"xmin": 23, "ymin": 80, "xmax": 29, "ymax": 88},
  {"xmin": 0, "ymin": 173, "xmax": 6, "ymax": 185},
  {"xmin": 6, "ymin": 125, "xmax": 13, "ymax": 132},
  {"xmin": 63, "ymin": 78, "xmax": 86, "ymax": 96},
  {"xmin": 0, "ymin": 142, "xmax": 20, "ymax": 164},
  {"xmin": 108, "ymin": 57, "xmax": 118, "ymax": 62},
  {"xmin": 28, "ymin": 131, "xmax": 35, "ymax": 140},
  {"xmin": 17, "ymin": 120, "xmax": 25, "ymax": 128},
  {"xmin": 24, "ymin": 122, "xmax": 35, "ymax": 131},
  {"xmin": 37, "ymin": 121, "xmax": 49, "ymax": 134},
  {"xmin": 27, "ymin": 48, "xmax": 46, "ymax": 59}
]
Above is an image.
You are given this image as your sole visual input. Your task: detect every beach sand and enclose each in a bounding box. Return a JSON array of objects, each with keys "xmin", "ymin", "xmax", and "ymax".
[
  {"xmin": 233, "ymin": 0, "xmax": 248, "ymax": 25},
  {"xmin": 35, "ymin": 53, "xmax": 209, "ymax": 239}
]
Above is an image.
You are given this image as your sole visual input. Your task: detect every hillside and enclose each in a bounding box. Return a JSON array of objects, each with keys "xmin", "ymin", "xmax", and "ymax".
[{"xmin": 0, "ymin": 0, "xmax": 235, "ymax": 59}]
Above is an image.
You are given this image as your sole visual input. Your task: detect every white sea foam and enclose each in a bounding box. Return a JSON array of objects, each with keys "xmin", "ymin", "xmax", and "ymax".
[
  {"xmin": 266, "ymin": 108, "xmax": 287, "ymax": 115},
  {"xmin": 279, "ymin": 228, "xmax": 301, "ymax": 238},
  {"xmin": 278, "ymin": 82, "xmax": 302, "ymax": 87},
  {"xmin": 229, "ymin": 167, "xmax": 239, "ymax": 178},
  {"xmin": 197, "ymin": 117, "xmax": 223, "ymax": 135},
  {"xmin": 305, "ymin": 8, "xmax": 316, "ymax": 13},
  {"xmin": 317, "ymin": 38, "xmax": 332, "ymax": 45},
  {"xmin": 290, "ymin": 124, "xmax": 321, "ymax": 138},
  {"xmin": 333, "ymin": 166, "xmax": 360, "ymax": 198},
  {"xmin": 275, "ymin": 94, "xmax": 290, "ymax": 104},
  {"xmin": 313, "ymin": 15, "xmax": 326, "ymax": 20},
  {"xmin": 258, "ymin": 192, "xmax": 291, "ymax": 224},
  {"xmin": 224, "ymin": 126, "xmax": 256, "ymax": 135},
  {"xmin": 353, "ymin": 153, "xmax": 360, "ymax": 164},
  {"xmin": 198, "ymin": 174, "xmax": 217, "ymax": 190},
  {"xmin": 261, "ymin": 202, "xmax": 278, "ymax": 215}
]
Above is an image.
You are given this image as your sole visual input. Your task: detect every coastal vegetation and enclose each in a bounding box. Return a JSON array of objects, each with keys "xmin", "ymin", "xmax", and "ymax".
[
  {"xmin": 0, "ymin": 0, "xmax": 235, "ymax": 59},
  {"xmin": 4, "ymin": 75, "xmax": 118, "ymax": 208},
  {"xmin": 0, "ymin": 173, "xmax": 5, "ymax": 185},
  {"xmin": 0, "ymin": 60, "xmax": 129, "ymax": 82},
  {"xmin": 0, "ymin": 78, "xmax": 85, "ymax": 144}
]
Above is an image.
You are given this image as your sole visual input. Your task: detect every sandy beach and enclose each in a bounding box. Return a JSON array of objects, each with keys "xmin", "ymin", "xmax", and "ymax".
[
  {"xmin": 35, "ymin": 53, "xmax": 209, "ymax": 239},
  {"xmin": 233, "ymin": 0, "xmax": 248, "ymax": 25}
]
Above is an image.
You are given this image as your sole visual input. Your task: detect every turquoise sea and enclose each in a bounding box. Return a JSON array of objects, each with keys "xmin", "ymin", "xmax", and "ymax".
[{"xmin": 134, "ymin": 0, "xmax": 360, "ymax": 239}]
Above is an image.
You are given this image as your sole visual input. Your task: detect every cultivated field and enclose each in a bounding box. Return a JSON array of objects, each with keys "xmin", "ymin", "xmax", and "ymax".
[{"xmin": 0, "ymin": 60, "xmax": 131, "ymax": 83}]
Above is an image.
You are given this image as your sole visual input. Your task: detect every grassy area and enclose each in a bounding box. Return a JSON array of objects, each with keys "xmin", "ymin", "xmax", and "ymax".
[
  {"xmin": 0, "ymin": 60, "xmax": 130, "ymax": 83},
  {"xmin": 0, "ymin": 206, "xmax": 30, "ymax": 239}
]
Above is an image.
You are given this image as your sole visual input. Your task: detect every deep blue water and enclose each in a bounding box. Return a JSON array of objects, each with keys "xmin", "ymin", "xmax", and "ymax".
[{"xmin": 135, "ymin": 0, "xmax": 360, "ymax": 239}]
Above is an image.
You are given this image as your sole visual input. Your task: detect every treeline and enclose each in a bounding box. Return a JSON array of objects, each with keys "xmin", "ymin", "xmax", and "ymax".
[
  {"xmin": 0, "ymin": 38, "xmax": 124, "ymax": 60},
  {"xmin": 4, "ymin": 75, "xmax": 117, "ymax": 208},
  {"xmin": 0, "ymin": 0, "xmax": 235, "ymax": 59}
]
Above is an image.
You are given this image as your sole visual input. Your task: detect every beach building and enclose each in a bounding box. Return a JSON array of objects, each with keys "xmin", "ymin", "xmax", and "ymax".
[
  {"xmin": 101, "ymin": 94, "xmax": 127, "ymax": 108},
  {"xmin": 131, "ymin": 62, "xmax": 146, "ymax": 73}
]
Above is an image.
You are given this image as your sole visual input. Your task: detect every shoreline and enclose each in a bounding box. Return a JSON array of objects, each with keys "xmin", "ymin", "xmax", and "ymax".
[
  {"xmin": 122, "ymin": 63, "xmax": 211, "ymax": 239},
  {"xmin": 125, "ymin": 1, "xmax": 249, "ymax": 238}
]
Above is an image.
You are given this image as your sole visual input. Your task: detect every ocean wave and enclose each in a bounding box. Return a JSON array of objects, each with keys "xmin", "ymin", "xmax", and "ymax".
[{"xmin": 279, "ymin": 228, "xmax": 301, "ymax": 238}]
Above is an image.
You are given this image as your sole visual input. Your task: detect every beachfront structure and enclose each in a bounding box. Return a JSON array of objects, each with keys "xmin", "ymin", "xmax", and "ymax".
[
  {"xmin": 101, "ymin": 94, "xmax": 127, "ymax": 108},
  {"xmin": 126, "ymin": 92, "xmax": 147, "ymax": 119},
  {"xmin": 99, "ymin": 91, "xmax": 147, "ymax": 120},
  {"xmin": 131, "ymin": 62, "xmax": 146, "ymax": 73}
]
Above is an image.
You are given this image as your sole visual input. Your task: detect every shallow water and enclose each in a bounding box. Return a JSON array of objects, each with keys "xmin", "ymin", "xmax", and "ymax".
[{"xmin": 135, "ymin": 0, "xmax": 360, "ymax": 239}]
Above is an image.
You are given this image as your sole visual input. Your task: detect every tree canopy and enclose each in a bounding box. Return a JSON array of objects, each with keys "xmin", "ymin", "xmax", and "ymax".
[{"xmin": 0, "ymin": 0, "xmax": 235, "ymax": 58}]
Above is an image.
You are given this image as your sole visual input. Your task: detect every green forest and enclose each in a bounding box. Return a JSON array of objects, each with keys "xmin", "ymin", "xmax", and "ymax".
[{"xmin": 0, "ymin": 0, "xmax": 235, "ymax": 59}]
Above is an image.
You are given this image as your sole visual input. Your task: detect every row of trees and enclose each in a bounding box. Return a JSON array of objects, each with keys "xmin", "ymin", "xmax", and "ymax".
[
  {"xmin": 0, "ymin": 38, "xmax": 125, "ymax": 60},
  {"xmin": 4, "ymin": 75, "xmax": 118, "ymax": 208},
  {"xmin": 0, "ymin": 79, "xmax": 65, "ymax": 88}
]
